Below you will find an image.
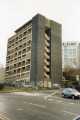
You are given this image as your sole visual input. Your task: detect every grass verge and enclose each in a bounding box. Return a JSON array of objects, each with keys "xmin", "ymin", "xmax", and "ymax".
[{"xmin": 0, "ymin": 87, "xmax": 34, "ymax": 93}]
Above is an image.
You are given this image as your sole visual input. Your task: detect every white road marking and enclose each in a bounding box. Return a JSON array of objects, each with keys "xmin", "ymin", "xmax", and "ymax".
[
  {"xmin": 56, "ymin": 100, "xmax": 63, "ymax": 103},
  {"xmin": 44, "ymin": 92, "xmax": 58, "ymax": 100},
  {"xmin": 13, "ymin": 92, "xmax": 45, "ymax": 96},
  {"xmin": 47, "ymin": 98, "xmax": 76, "ymax": 106},
  {"xmin": 63, "ymin": 110, "xmax": 78, "ymax": 116},
  {"xmin": 45, "ymin": 95, "xmax": 79, "ymax": 106},
  {"xmin": 0, "ymin": 113, "xmax": 10, "ymax": 120},
  {"xmin": 48, "ymin": 99, "xmax": 54, "ymax": 101},
  {"xmin": 69, "ymin": 102, "xmax": 74, "ymax": 105},
  {"xmin": 23, "ymin": 101, "xmax": 46, "ymax": 109},
  {"xmin": 16, "ymin": 108, "xmax": 24, "ymax": 111},
  {"xmin": 23, "ymin": 101, "xmax": 27, "ymax": 104},
  {"xmin": 29, "ymin": 103, "xmax": 46, "ymax": 108}
]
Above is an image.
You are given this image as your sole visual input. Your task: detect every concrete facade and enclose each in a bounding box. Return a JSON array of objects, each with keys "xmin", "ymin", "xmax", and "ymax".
[{"xmin": 6, "ymin": 14, "xmax": 62, "ymax": 88}]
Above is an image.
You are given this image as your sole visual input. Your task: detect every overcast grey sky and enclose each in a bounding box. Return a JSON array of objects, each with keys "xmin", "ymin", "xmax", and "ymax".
[{"xmin": 0, "ymin": 0, "xmax": 80, "ymax": 66}]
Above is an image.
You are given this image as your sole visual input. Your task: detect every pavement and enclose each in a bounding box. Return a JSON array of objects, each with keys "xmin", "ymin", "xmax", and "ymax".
[{"xmin": 0, "ymin": 91, "xmax": 80, "ymax": 120}]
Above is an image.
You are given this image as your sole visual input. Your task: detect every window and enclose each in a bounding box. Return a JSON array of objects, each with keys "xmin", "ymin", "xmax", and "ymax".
[
  {"xmin": 23, "ymin": 37, "xmax": 26, "ymax": 41},
  {"xmin": 16, "ymin": 37, "xmax": 18, "ymax": 41},
  {"xmin": 22, "ymin": 67, "xmax": 25, "ymax": 72},
  {"xmin": 14, "ymin": 52, "xmax": 17, "ymax": 56},
  {"xmin": 18, "ymin": 51, "xmax": 21, "ymax": 55},
  {"xmin": 18, "ymin": 56, "xmax": 21, "ymax": 60},
  {"xmin": 15, "ymin": 47, "xmax": 18, "ymax": 50},
  {"xmin": 22, "ymin": 61, "xmax": 25, "ymax": 66},
  {"xmin": 17, "ymin": 68, "xmax": 20, "ymax": 73},
  {"xmin": 26, "ymin": 59, "xmax": 30, "ymax": 64},
  {"xmin": 27, "ymin": 40, "xmax": 31, "ymax": 46},
  {"xmin": 14, "ymin": 64, "xmax": 17, "ymax": 67},
  {"xmin": 22, "ymin": 54, "xmax": 26, "ymax": 58},
  {"xmin": 23, "ymin": 43, "xmax": 26, "ymax": 47},
  {"xmin": 23, "ymin": 31, "xmax": 27, "ymax": 36},
  {"xmin": 26, "ymin": 65, "xmax": 30, "ymax": 71},
  {"xmin": 22, "ymin": 49, "xmax": 26, "ymax": 54},
  {"xmin": 14, "ymin": 70, "xmax": 16, "ymax": 74},
  {"xmin": 19, "ymin": 45, "xmax": 22, "ymax": 49},
  {"xmin": 27, "ymin": 46, "xmax": 31, "ymax": 52},
  {"xmin": 6, "ymin": 66, "xmax": 9, "ymax": 71},
  {"xmin": 15, "ymin": 41, "xmax": 18, "ymax": 44},
  {"xmin": 19, "ymin": 34, "xmax": 22, "ymax": 39},
  {"xmin": 18, "ymin": 62, "xmax": 21, "ymax": 67},
  {"xmin": 19, "ymin": 39, "xmax": 22, "ymax": 43},
  {"xmin": 27, "ymin": 28, "xmax": 31, "ymax": 34}
]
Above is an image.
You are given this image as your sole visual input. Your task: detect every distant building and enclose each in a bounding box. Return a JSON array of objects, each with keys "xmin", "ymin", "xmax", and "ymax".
[
  {"xmin": 62, "ymin": 41, "xmax": 80, "ymax": 69},
  {"xmin": 0, "ymin": 66, "xmax": 5, "ymax": 83},
  {"xmin": 6, "ymin": 14, "xmax": 62, "ymax": 88}
]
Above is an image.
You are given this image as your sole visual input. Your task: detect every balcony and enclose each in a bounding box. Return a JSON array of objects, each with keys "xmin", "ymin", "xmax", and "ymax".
[
  {"xmin": 44, "ymin": 73, "xmax": 49, "ymax": 79},
  {"xmin": 44, "ymin": 59, "xmax": 50, "ymax": 66},
  {"xmin": 45, "ymin": 40, "xmax": 50, "ymax": 47},
  {"xmin": 44, "ymin": 66, "xmax": 50, "ymax": 72},
  {"xmin": 44, "ymin": 46, "xmax": 50, "ymax": 53},
  {"xmin": 44, "ymin": 53, "xmax": 50, "ymax": 59},
  {"xmin": 45, "ymin": 33, "xmax": 50, "ymax": 41}
]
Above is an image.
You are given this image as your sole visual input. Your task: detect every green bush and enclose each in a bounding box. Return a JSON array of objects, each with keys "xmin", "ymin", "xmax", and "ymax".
[{"xmin": 0, "ymin": 83, "xmax": 4, "ymax": 90}]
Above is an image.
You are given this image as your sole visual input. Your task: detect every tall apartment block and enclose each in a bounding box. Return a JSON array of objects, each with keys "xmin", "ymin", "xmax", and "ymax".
[
  {"xmin": 6, "ymin": 14, "xmax": 62, "ymax": 88},
  {"xmin": 62, "ymin": 42, "xmax": 80, "ymax": 69}
]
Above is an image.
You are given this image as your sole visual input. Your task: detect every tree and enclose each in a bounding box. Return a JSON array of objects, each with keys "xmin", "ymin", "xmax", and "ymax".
[{"xmin": 63, "ymin": 65, "xmax": 80, "ymax": 87}]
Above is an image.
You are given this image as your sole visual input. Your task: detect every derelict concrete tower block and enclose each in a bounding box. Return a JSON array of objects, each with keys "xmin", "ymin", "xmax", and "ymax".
[{"xmin": 30, "ymin": 14, "xmax": 62, "ymax": 88}]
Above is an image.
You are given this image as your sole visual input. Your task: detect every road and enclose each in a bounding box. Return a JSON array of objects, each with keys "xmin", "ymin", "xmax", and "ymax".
[{"xmin": 0, "ymin": 92, "xmax": 80, "ymax": 120}]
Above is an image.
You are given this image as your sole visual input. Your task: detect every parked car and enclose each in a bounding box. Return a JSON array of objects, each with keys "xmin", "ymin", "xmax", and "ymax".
[
  {"xmin": 23, "ymin": 84, "xmax": 32, "ymax": 88},
  {"xmin": 53, "ymin": 83, "xmax": 60, "ymax": 89},
  {"xmin": 62, "ymin": 88, "xmax": 80, "ymax": 99},
  {"xmin": 73, "ymin": 115, "xmax": 80, "ymax": 120}
]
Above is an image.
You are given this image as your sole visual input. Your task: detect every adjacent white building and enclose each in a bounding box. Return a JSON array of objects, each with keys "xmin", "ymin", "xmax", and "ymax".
[{"xmin": 62, "ymin": 42, "xmax": 80, "ymax": 69}]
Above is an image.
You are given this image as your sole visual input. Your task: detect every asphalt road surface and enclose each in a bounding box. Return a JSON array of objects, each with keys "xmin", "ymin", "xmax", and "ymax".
[{"xmin": 0, "ymin": 92, "xmax": 80, "ymax": 120}]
